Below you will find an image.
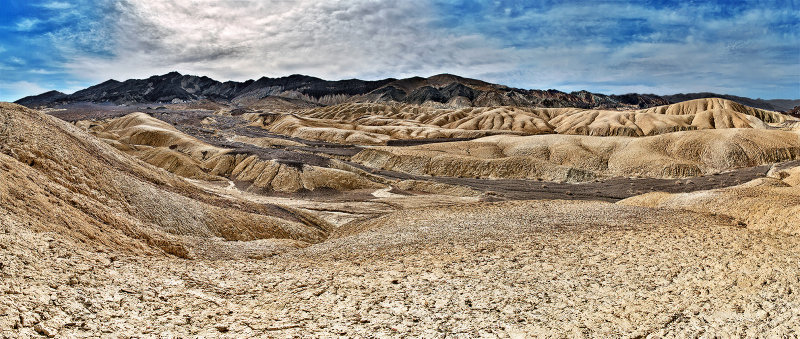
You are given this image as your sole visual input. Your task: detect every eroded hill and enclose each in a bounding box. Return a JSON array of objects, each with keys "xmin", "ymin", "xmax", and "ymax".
[
  {"xmin": 241, "ymin": 98, "xmax": 791, "ymax": 145},
  {"xmin": 0, "ymin": 103, "xmax": 330, "ymax": 259}
]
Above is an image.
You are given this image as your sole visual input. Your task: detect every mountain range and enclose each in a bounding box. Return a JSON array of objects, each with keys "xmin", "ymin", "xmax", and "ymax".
[{"xmin": 15, "ymin": 71, "xmax": 800, "ymax": 112}]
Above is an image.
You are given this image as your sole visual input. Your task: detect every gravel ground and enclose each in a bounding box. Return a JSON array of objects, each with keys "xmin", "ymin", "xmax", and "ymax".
[{"xmin": 2, "ymin": 200, "xmax": 798, "ymax": 338}]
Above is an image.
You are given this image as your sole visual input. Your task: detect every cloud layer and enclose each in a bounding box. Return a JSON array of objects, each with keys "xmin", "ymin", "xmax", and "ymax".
[
  {"xmin": 60, "ymin": 0, "xmax": 518, "ymax": 83},
  {"xmin": 432, "ymin": 0, "xmax": 800, "ymax": 96},
  {"xmin": 0, "ymin": 0, "xmax": 798, "ymax": 101}
]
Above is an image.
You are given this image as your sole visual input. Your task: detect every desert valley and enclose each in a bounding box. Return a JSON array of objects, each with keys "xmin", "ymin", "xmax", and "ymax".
[
  {"xmin": 1, "ymin": 71, "xmax": 800, "ymax": 337},
  {"xmin": 2, "ymin": 0, "xmax": 800, "ymax": 336}
]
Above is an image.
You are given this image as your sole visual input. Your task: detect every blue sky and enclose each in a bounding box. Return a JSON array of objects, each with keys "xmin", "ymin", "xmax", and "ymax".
[{"xmin": 1, "ymin": 0, "xmax": 798, "ymax": 102}]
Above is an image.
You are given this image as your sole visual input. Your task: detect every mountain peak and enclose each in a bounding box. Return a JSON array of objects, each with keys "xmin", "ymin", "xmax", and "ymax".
[{"xmin": 13, "ymin": 90, "xmax": 67, "ymax": 107}]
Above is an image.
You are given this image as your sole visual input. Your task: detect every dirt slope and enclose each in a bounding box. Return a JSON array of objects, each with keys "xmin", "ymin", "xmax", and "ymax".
[
  {"xmin": 0, "ymin": 103, "xmax": 329, "ymax": 258},
  {"xmin": 619, "ymin": 162, "xmax": 800, "ymax": 234}
]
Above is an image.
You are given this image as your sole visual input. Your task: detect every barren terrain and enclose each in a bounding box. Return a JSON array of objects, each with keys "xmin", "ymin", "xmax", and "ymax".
[
  {"xmin": 2, "ymin": 89, "xmax": 800, "ymax": 338},
  {"xmin": 4, "ymin": 200, "xmax": 800, "ymax": 337}
]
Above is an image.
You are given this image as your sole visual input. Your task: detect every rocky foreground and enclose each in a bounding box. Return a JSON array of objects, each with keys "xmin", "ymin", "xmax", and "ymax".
[{"xmin": 2, "ymin": 200, "xmax": 799, "ymax": 337}]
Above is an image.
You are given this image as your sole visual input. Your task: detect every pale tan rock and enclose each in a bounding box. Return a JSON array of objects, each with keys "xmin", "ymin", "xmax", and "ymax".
[
  {"xmin": 271, "ymin": 165, "xmax": 303, "ymax": 193},
  {"xmin": 34, "ymin": 323, "xmax": 56, "ymax": 338}
]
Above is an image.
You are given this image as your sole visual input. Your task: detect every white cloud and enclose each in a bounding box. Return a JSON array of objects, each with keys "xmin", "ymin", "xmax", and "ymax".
[
  {"xmin": 15, "ymin": 18, "xmax": 41, "ymax": 31},
  {"xmin": 0, "ymin": 81, "xmax": 48, "ymax": 102},
  {"xmin": 8, "ymin": 57, "xmax": 25, "ymax": 65},
  {"xmin": 39, "ymin": 1, "xmax": 74, "ymax": 10},
  {"xmin": 29, "ymin": 69, "xmax": 59, "ymax": 75}
]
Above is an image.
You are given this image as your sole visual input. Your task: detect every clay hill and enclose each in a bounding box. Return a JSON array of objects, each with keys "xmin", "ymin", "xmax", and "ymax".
[
  {"xmin": 16, "ymin": 71, "xmax": 799, "ymax": 112},
  {"xmin": 0, "ymin": 102, "xmax": 331, "ymax": 259},
  {"xmin": 241, "ymin": 98, "xmax": 793, "ymax": 145}
]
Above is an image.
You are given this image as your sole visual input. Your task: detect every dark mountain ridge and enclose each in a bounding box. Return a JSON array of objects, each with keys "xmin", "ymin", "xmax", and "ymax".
[
  {"xmin": 14, "ymin": 71, "xmax": 796, "ymax": 112},
  {"xmin": 15, "ymin": 90, "xmax": 68, "ymax": 107}
]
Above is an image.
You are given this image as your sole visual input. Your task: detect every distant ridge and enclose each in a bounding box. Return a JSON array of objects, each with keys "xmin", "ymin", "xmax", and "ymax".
[
  {"xmin": 15, "ymin": 90, "xmax": 67, "ymax": 107},
  {"xmin": 14, "ymin": 71, "xmax": 797, "ymax": 112},
  {"xmin": 663, "ymin": 93, "xmax": 800, "ymax": 112}
]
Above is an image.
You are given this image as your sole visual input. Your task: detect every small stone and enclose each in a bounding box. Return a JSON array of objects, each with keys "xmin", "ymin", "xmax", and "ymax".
[
  {"xmin": 34, "ymin": 323, "xmax": 56, "ymax": 338},
  {"xmin": 754, "ymin": 310, "xmax": 769, "ymax": 320},
  {"xmin": 19, "ymin": 312, "xmax": 41, "ymax": 327}
]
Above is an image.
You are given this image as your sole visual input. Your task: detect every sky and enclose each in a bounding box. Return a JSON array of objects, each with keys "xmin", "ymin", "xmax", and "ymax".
[{"xmin": 0, "ymin": 0, "xmax": 798, "ymax": 102}]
